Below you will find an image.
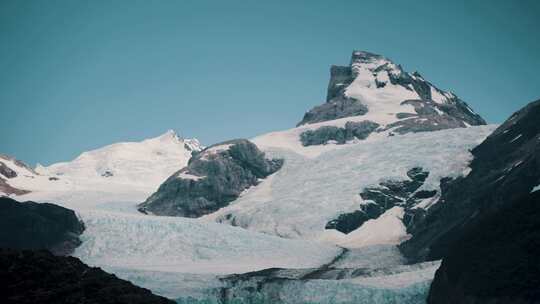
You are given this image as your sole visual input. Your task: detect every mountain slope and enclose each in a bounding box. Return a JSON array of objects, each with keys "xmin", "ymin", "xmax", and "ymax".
[
  {"xmin": 401, "ymin": 99, "xmax": 540, "ymax": 262},
  {"xmin": 1, "ymin": 130, "xmax": 202, "ymax": 198},
  {"xmin": 139, "ymin": 139, "xmax": 283, "ymax": 217},
  {"xmin": 206, "ymin": 125, "xmax": 494, "ymax": 244},
  {"xmin": 37, "ymin": 130, "xmax": 202, "ymax": 189},
  {"xmin": 0, "ymin": 154, "xmax": 37, "ymax": 195}
]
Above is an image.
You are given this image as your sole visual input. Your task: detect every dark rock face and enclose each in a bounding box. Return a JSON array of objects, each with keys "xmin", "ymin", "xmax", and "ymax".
[
  {"xmin": 427, "ymin": 191, "xmax": 540, "ymax": 304},
  {"xmin": 0, "ymin": 155, "xmax": 35, "ymax": 195},
  {"xmin": 326, "ymin": 167, "xmax": 435, "ymax": 234},
  {"xmin": 384, "ymin": 100, "xmax": 477, "ymax": 134},
  {"xmin": 138, "ymin": 139, "xmax": 283, "ymax": 217},
  {"xmin": 0, "ymin": 248, "xmax": 175, "ymax": 304},
  {"xmin": 0, "ymin": 178, "xmax": 29, "ymax": 196},
  {"xmin": 0, "ymin": 162, "xmax": 17, "ymax": 178},
  {"xmin": 398, "ymin": 100, "xmax": 540, "ymax": 303},
  {"xmin": 297, "ymin": 65, "xmax": 367, "ymax": 127},
  {"xmin": 296, "ymin": 50, "xmax": 486, "ymax": 132},
  {"xmin": 0, "ymin": 197, "xmax": 85, "ymax": 255},
  {"xmin": 297, "ymin": 96, "xmax": 368, "ymax": 127},
  {"xmin": 401, "ymin": 99, "xmax": 540, "ymax": 263},
  {"xmin": 0, "ymin": 154, "xmax": 38, "ymax": 175},
  {"xmin": 299, "ymin": 120, "xmax": 379, "ymax": 146}
]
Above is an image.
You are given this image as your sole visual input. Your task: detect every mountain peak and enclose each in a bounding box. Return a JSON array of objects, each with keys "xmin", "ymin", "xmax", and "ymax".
[
  {"xmin": 297, "ymin": 50, "xmax": 486, "ymax": 134},
  {"xmin": 156, "ymin": 129, "xmax": 180, "ymax": 142}
]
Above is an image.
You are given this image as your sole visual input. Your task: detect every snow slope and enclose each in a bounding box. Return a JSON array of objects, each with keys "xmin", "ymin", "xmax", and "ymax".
[
  {"xmin": 344, "ymin": 53, "xmax": 419, "ymax": 125},
  {"xmin": 36, "ymin": 130, "xmax": 202, "ymax": 191},
  {"xmin": 205, "ymin": 125, "xmax": 497, "ymax": 245}
]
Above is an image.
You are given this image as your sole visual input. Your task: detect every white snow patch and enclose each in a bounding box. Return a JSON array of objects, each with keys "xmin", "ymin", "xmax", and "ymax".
[
  {"xmin": 176, "ymin": 172, "xmax": 205, "ymax": 181},
  {"xmin": 430, "ymin": 86, "xmax": 447, "ymax": 104},
  {"xmin": 34, "ymin": 130, "xmax": 200, "ymax": 192},
  {"xmin": 531, "ymin": 184, "xmax": 540, "ymax": 193},
  {"xmin": 510, "ymin": 134, "xmax": 522, "ymax": 143},
  {"xmin": 321, "ymin": 207, "xmax": 410, "ymax": 248}
]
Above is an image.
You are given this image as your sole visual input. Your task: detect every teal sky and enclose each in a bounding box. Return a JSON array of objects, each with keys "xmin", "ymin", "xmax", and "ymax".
[{"xmin": 1, "ymin": 0, "xmax": 539, "ymax": 165}]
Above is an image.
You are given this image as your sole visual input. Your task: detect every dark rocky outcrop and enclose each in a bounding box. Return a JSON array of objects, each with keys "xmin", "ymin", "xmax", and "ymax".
[
  {"xmin": 0, "ymin": 248, "xmax": 175, "ymax": 304},
  {"xmin": 0, "ymin": 197, "xmax": 84, "ymax": 255},
  {"xmin": 138, "ymin": 139, "xmax": 283, "ymax": 217},
  {"xmin": 401, "ymin": 99, "xmax": 540, "ymax": 263},
  {"xmin": 427, "ymin": 191, "xmax": 540, "ymax": 304},
  {"xmin": 385, "ymin": 100, "xmax": 478, "ymax": 134},
  {"xmin": 0, "ymin": 155, "xmax": 35, "ymax": 195},
  {"xmin": 297, "ymin": 64, "xmax": 367, "ymax": 126},
  {"xmin": 0, "ymin": 178, "xmax": 29, "ymax": 196},
  {"xmin": 326, "ymin": 167, "xmax": 436, "ymax": 234},
  {"xmin": 300, "ymin": 120, "xmax": 379, "ymax": 146},
  {"xmin": 297, "ymin": 97, "xmax": 368, "ymax": 127},
  {"xmin": 0, "ymin": 162, "xmax": 17, "ymax": 178}
]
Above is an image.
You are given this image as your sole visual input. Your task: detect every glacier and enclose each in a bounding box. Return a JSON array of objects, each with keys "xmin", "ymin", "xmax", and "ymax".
[{"xmin": 10, "ymin": 125, "xmax": 495, "ymax": 303}]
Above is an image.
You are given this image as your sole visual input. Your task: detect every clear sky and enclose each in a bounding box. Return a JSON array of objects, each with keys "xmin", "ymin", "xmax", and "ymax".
[{"xmin": 1, "ymin": 0, "xmax": 539, "ymax": 165}]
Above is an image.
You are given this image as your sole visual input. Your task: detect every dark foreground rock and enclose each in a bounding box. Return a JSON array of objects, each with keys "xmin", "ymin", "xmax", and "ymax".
[
  {"xmin": 428, "ymin": 190, "xmax": 540, "ymax": 304},
  {"xmin": 0, "ymin": 248, "xmax": 175, "ymax": 304},
  {"xmin": 139, "ymin": 139, "xmax": 283, "ymax": 217},
  {"xmin": 0, "ymin": 197, "xmax": 85, "ymax": 255},
  {"xmin": 399, "ymin": 99, "xmax": 540, "ymax": 303}
]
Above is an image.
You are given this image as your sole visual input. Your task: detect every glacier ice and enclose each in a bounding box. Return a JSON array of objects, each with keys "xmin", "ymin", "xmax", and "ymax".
[{"xmin": 10, "ymin": 125, "xmax": 496, "ymax": 302}]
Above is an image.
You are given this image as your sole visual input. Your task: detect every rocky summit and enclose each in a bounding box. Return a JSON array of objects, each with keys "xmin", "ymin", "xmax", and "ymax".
[
  {"xmin": 298, "ymin": 51, "xmax": 486, "ymax": 137},
  {"xmin": 138, "ymin": 139, "xmax": 283, "ymax": 217}
]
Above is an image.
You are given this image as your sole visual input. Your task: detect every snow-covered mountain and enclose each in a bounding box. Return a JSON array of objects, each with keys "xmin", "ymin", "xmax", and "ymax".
[
  {"xmin": 110, "ymin": 51, "xmax": 495, "ymax": 301},
  {"xmin": 298, "ymin": 50, "xmax": 485, "ymax": 131},
  {"xmin": 0, "ymin": 130, "xmax": 202, "ymax": 198},
  {"xmin": 3, "ymin": 51, "xmax": 512, "ymax": 303},
  {"xmin": 37, "ymin": 130, "xmax": 202, "ymax": 189}
]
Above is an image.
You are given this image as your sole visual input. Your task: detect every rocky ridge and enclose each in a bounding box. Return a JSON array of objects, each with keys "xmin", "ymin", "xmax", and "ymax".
[{"xmin": 138, "ymin": 139, "xmax": 283, "ymax": 217}]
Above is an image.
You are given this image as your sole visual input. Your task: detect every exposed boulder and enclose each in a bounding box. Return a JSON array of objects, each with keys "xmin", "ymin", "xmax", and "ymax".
[
  {"xmin": 0, "ymin": 248, "xmax": 175, "ymax": 304},
  {"xmin": 299, "ymin": 120, "xmax": 379, "ymax": 146},
  {"xmin": 138, "ymin": 139, "xmax": 283, "ymax": 217},
  {"xmin": 0, "ymin": 197, "xmax": 85, "ymax": 255}
]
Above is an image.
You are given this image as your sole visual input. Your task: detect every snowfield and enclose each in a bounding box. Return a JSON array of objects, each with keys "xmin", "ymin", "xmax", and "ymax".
[
  {"xmin": 35, "ymin": 130, "xmax": 201, "ymax": 191},
  {"xmin": 207, "ymin": 125, "xmax": 497, "ymax": 244}
]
